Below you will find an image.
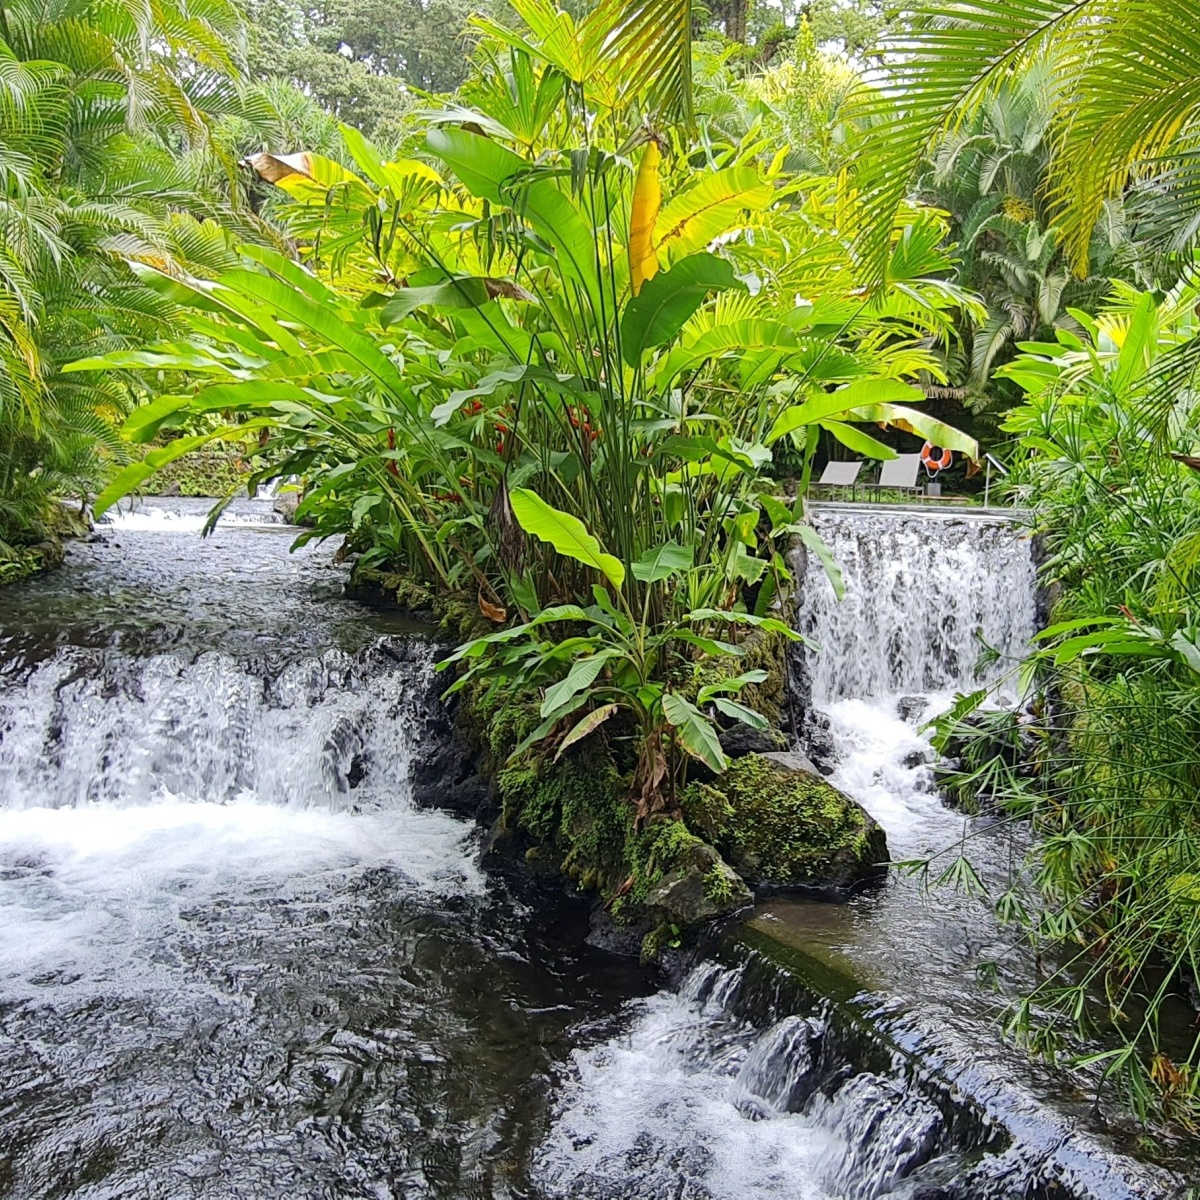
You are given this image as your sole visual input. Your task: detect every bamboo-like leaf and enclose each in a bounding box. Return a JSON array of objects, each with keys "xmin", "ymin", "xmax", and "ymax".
[
  {"xmin": 797, "ymin": 524, "xmax": 846, "ymax": 602},
  {"xmin": 696, "ymin": 669, "xmax": 768, "ymax": 704},
  {"xmin": 711, "ymin": 697, "xmax": 769, "ymax": 732},
  {"xmin": 631, "ymin": 540, "xmax": 693, "ymax": 583},
  {"xmin": 94, "ymin": 422, "xmax": 270, "ymax": 516},
  {"xmin": 684, "ymin": 608, "xmax": 802, "ymax": 640},
  {"xmin": 540, "ymin": 649, "xmax": 623, "ymax": 717}
]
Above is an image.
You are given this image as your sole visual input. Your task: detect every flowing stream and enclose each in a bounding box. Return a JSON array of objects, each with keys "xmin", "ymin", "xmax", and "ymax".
[{"xmin": 0, "ymin": 497, "xmax": 1189, "ymax": 1197}]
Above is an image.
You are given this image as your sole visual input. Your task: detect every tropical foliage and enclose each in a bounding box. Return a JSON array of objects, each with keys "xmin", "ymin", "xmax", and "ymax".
[
  {"xmin": 870, "ymin": 0, "xmax": 1200, "ymax": 1123},
  {"xmin": 72, "ymin": 0, "xmax": 978, "ymax": 814},
  {"xmin": 0, "ymin": 0, "xmax": 272, "ymax": 573},
  {"xmin": 10, "ymin": 0, "xmax": 1200, "ymax": 1131},
  {"xmin": 917, "ymin": 66, "xmax": 1147, "ymax": 405}
]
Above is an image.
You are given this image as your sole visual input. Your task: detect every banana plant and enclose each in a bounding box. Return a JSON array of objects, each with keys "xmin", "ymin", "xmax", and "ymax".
[{"xmin": 440, "ymin": 487, "xmax": 800, "ymax": 819}]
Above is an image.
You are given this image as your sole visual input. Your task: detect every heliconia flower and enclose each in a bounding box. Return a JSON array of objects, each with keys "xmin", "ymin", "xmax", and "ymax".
[{"xmin": 629, "ymin": 139, "xmax": 662, "ymax": 296}]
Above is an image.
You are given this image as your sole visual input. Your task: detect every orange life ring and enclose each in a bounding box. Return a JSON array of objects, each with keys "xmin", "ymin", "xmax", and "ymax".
[{"xmin": 920, "ymin": 441, "xmax": 952, "ymax": 474}]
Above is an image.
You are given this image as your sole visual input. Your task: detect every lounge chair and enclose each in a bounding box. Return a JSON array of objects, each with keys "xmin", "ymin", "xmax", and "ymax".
[
  {"xmin": 875, "ymin": 453, "xmax": 923, "ymax": 499},
  {"xmin": 813, "ymin": 460, "xmax": 863, "ymax": 500}
]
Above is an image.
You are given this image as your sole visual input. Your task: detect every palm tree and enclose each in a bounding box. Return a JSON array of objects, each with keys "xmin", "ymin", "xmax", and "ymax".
[
  {"xmin": 916, "ymin": 65, "xmax": 1146, "ymax": 402},
  {"xmin": 0, "ymin": 0, "xmax": 256, "ymax": 559},
  {"xmin": 856, "ymin": 0, "xmax": 1200, "ymax": 279}
]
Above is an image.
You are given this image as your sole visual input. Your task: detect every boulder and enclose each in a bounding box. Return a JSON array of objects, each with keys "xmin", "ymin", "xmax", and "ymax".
[
  {"xmin": 641, "ymin": 839, "xmax": 752, "ymax": 927},
  {"xmin": 695, "ymin": 751, "xmax": 888, "ymax": 894},
  {"xmin": 272, "ymin": 490, "xmax": 301, "ymax": 523},
  {"xmin": 717, "ymin": 722, "xmax": 788, "ymax": 759}
]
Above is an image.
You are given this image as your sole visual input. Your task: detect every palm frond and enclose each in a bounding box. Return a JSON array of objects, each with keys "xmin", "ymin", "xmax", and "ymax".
[{"xmin": 853, "ymin": 0, "xmax": 1096, "ymax": 283}]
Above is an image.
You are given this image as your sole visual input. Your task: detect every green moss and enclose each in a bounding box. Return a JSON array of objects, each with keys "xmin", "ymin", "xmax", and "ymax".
[
  {"xmin": 694, "ymin": 753, "xmax": 887, "ymax": 891},
  {"xmin": 348, "ymin": 560, "xmax": 488, "ymax": 644},
  {"xmin": 0, "ymin": 539, "xmax": 61, "ymax": 586},
  {"xmin": 680, "ymin": 781, "xmax": 734, "ymax": 842},
  {"xmin": 147, "ymin": 450, "xmax": 251, "ymax": 497},
  {"xmin": 703, "ymin": 860, "xmax": 742, "ymax": 905},
  {"xmin": 443, "ymin": 632, "xmax": 759, "ymax": 936},
  {"xmin": 640, "ymin": 922, "xmax": 682, "ymax": 963},
  {"xmin": 626, "ymin": 818, "xmax": 704, "ymax": 905},
  {"xmin": 688, "ymin": 626, "xmax": 788, "ymax": 726}
]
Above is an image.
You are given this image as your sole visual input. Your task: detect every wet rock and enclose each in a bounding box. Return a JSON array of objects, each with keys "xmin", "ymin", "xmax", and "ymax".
[
  {"xmin": 585, "ymin": 906, "xmax": 647, "ymax": 957},
  {"xmin": 691, "ymin": 752, "xmax": 887, "ymax": 894},
  {"xmin": 272, "ymin": 491, "xmax": 300, "ymax": 523},
  {"xmin": 759, "ymin": 748, "xmax": 821, "ymax": 776},
  {"xmin": 897, "ymin": 695, "xmax": 928, "ymax": 723},
  {"xmin": 642, "ymin": 839, "xmax": 751, "ymax": 927},
  {"xmin": 797, "ymin": 709, "xmax": 837, "ymax": 776},
  {"xmin": 717, "ymin": 722, "xmax": 788, "ymax": 758},
  {"xmin": 408, "ymin": 696, "xmax": 491, "ymax": 820}
]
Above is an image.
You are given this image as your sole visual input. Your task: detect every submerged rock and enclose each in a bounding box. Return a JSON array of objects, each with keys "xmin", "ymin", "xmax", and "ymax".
[{"xmin": 687, "ymin": 751, "xmax": 888, "ymax": 894}]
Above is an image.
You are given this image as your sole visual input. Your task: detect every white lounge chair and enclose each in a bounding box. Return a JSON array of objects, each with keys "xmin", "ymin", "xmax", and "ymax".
[
  {"xmin": 875, "ymin": 453, "xmax": 923, "ymax": 498},
  {"xmin": 814, "ymin": 460, "xmax": 863, "ymax": 499}
]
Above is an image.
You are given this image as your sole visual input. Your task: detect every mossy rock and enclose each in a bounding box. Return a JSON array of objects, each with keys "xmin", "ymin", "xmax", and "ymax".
[
  {"xmin": 146, "ymin": 449, "xmax": 251, "ymax": 498},
  {"xmin": 347, "ymin": 563, "xmax": 438, "ymax": 615},
  {"xmin": 686, "ymin": 751, "xmax": 887, "ymax": 894},
  {"xmin": 0, "ymin": 538, "xmax": 63, "ymax": 586},
  {"xmin": 463, "ymin": 679, "xmax": 751, "ymax": 934},
  {"xmin": 639, "ymin": 835, "xmax": 751, "ymax": 927}
]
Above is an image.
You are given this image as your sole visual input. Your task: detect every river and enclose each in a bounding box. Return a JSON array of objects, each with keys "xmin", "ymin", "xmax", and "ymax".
[{"xmin": 0, "ymin": 497, "xmax": 1189, "ymax": 1198}]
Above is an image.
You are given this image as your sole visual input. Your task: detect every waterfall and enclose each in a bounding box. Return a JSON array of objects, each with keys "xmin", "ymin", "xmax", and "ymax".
[
  {"xmin": 99, "ymin": 494, "xmax": 284, "ymax": 531},
  {"xmin": 0, "ymin": 644, "xmax": 426, "ymax": 811},
  {"xmin": 1, "ymin": 500, "xmax": 1186, "ymax": 1199},
  {"xmin": 534, "ymin": 959, "xmax": 1174, "ymax": 1200},
  {"xmin": 797, "ymin": 507, "xmax": 1038, "ymax": 704},
  {"xmin": 0, "ymin": 637, "xmax": 483, "ymax": 1004}
]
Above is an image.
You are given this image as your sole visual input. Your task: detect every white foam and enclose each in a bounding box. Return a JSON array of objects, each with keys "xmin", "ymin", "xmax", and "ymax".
[
  {"xmin": 821, "ymin": 694, "xmax": 962, "ymax": 859},
  {"xmin": 0, "ymin": 643, "xmax": 484, "ymax": 1002},
  {"xmin": 798, "ymin": 509, "xmax": 1036, "ymax": 703},
  {"xmin": 535, "ymin": 978, "xmax": 837, "ymax": 1199},
  {"xmin": 100, "ymin": 500, "xmax": 281, "ymax": 531},
  {"xmin": 1, "ymin": 650, "xmax": 414, "ymax": 810},
  {"xmin": 0, "ymin": 799, "xmax": 482, "ymax": 1001}
]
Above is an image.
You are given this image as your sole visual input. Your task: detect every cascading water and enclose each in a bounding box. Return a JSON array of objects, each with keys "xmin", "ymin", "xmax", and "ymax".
[
  {"xmin": 794, "ymin": 505, "xmax": 1039, "ymax": 861},
  {"xmin": 0, "ymin": 499, "xmax": 656, "ymax": 1198},
  {"xmin": 529, "ymin": 503, "xmax": 1182, "ymax": 1200},
  {"xmin": 533, "ymin": 961, "xmax": 975, "ymax": 1200},
  {"xmin": 797, "ymin": 504, "xmax": 1038, "ymax": 705}
]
